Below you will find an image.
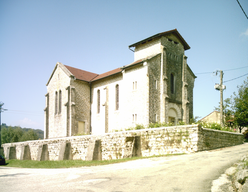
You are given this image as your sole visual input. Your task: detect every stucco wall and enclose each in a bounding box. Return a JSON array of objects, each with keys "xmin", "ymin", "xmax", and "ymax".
[
  {"xmin": 91, "ymin": 73, "xmax": 123, "ymax": 134},
  {"xmin": 134, "ymin": 38, "xmax": 161, "ymax": 61},
  {"xmin": 2, "ymin": 125, "xmax": 244, "ymax": 161},
  {"xmin": 122, "ymin": 64, "xmax": 149, "ymax": 128}
]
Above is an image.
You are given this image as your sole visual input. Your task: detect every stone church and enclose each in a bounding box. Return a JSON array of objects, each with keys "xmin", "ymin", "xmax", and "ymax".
[{"xmin": 44, "ymin": 29, "xmax": 196, "ymax": 139}]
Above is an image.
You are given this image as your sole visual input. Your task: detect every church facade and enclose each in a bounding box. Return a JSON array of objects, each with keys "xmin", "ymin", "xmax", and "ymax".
[{"xmin": 44, "ymin": 29, "xmax": 196, "ymax": 139}]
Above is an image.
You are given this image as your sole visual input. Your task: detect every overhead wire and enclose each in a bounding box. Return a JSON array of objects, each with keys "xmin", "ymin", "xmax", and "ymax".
[
  {"xmin": 195, "ymin": 65, "xmax": 248, "ymax": 75},
  {"xmin": 4, "ymin": 109, "xmax": 43, "ymax": 116},
  {"xmin": 195, "ymin": 65, "xmax": 248, "ymax": 83},
  {"xmin": 224, "ymin": 72, "xmax": 248, "ymax": 83},
  {"xmin": 236, "ymin": 0, "xmax": 248, "ymax": 19}
]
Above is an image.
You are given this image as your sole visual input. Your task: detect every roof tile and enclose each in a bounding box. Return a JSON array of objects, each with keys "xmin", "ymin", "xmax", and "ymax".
[{"xmin": 64, "ymin": 65, "xmax": 98, "ymax": 82}]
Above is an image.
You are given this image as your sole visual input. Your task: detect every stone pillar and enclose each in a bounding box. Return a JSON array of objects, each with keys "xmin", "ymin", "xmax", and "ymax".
[
  {"xmin": 132, "ymin": 136, "xmax": 141, "ymax": 157},
  {"xmin": 58, "ymin": 142, "xmax": 71, "ymax": 160},
  {"xmin": 104, "ymin": 86, "xmax": 109, "ymax": 133},
  {"xmin": 65, "ymin": 86, "xmax": 71, "ymax": 137},
  {"xmin": 20, "ymin": 145, "xmax": 31, "ymax": 160},
  {"xmin": 44, "ymin": 93, "xmax": 49, "ymax": 139},
  {"xmin": 71, "ymin": 86, "xmax": 76, "ymax": 136},
  {"xmin": 5, "ymin": 146, "xmax": 16, "ymax": 160},
  {"xmin": 86, "ymin": 139, "xmax": 102, "ymax": 161},
  {"xmin": 182, "ymin": 55, "xmax": 188, "ymax": 123},
  {"xmin": 37, "ymin": 144, "xmax": 49, "ymax": 161},
  {"xmin": 160, "ymin": 45, "xmax": 166, "ymax": 123}
]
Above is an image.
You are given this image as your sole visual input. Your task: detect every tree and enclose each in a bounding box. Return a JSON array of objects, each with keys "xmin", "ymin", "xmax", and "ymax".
[
  {"xmin": 20, "ymin": 129, "xmax": 38, "ymax": 141},
  {"xmin": 1, "ymin": 126, "xmax": 39, "ymax": 144},
  {"xmin": 1, "ymin": 126, "xmax": 14, "ymax": 144},
  {"xmin": 214, "ymin": 98, "xmax": 234, "ymax": 127},
  {"xmin": 233, "ymin": 77, "xmax": 248, "ymax": 133}
]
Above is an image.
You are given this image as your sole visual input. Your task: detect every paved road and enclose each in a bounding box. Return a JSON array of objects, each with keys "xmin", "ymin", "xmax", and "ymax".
[{"xmin": 1, "ymin": 143, "xmax": 248, "ymax": 192}]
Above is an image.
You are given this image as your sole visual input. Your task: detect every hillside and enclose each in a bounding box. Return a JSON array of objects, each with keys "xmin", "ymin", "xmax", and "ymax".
[{"xmin": 1, "ymin": 124, "xmax": 44, "ymax": 140}]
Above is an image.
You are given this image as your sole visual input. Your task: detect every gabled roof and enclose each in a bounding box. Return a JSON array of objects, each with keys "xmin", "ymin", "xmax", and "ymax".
[
  {"xmin": 64, "ymin": 65, "xmax": 98, "ymax": 82},
  {"xmin": 46, "ymin": 62, "xmax": 73, "ymax": 86},
  {"xmin": 92, "ymin": 68, "xmax": 122, "ymax": 81},
  {"xmin": 129, "ymin": 29, "xmax": 190, "ymax": 50},
  {"xmin": 199, "ymin": 111, "xmax": 220, "ymax": 122}
]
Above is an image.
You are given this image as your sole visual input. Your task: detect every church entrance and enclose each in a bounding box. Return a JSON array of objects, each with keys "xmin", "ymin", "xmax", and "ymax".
[{"xmin": 168, "ymin": 117, "xmax": 176, "ymax": 125}]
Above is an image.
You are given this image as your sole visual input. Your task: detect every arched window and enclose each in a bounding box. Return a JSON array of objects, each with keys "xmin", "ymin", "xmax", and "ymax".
[
  {"xmin": 170, "ymin": 73, "xmax": 175, "ymax": 94},
  {"xmin": 55, "ymin": 91, "xmax": 58, "ymax": 114},
  {"xmin": 59, "ymin": 90, "xmax": 62, "ymax": 114},
  {"xmin": 97, "ymin": 89, "xmax": 100, "ymax": 113},
  {"xmin": 116, "ymin": 84, "xmax": 119, "ymax": 110}
]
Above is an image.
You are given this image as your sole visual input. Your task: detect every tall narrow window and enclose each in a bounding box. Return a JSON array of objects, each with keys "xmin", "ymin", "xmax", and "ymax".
[
  {"xmin": 170, "ymin": 73, "xmax": 175, "ymax": 94},
  {"xmin": 133, "ymin": 81, "xmax": 137, "ymax": 90},
  {"xmin": 97, "ymin": 89, "xmax": 100, "ymax": 113},
  {"xmin": 116, "ymin": 84, "xmax": 119, "ymax": 110},
  {"xmin": 55, "ymin": 91, "xmax": 58, "ymax": 114},
  {"xmin": 59, "ymin": 90, "xmax": 62, "ymax": 114}
]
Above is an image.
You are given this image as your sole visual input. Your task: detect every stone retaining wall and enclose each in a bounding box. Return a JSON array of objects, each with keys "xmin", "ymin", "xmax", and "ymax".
[
  {"xmin": 2, "ymin": 125, "xmax": 244, "ymax": 161},
  {"xmin": 198, "ymin": 128, "xmax": 244, "ymax": 151}
]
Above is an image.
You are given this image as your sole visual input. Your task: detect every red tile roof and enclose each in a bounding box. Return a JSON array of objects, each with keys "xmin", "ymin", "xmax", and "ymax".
[
  {"xmin": 64, "ymin": 59, "xmax": 146, "ymax": 83},
  {"xmin": 92, "ymin": 68, "xmax": 122, "ymax": 81},
  {"xmin": 64, "ymin": 65, "xmax": 98, "ymax": 82},
  {"xmin": 122, "ymin": 59, "xmax": 143, "ymax": 69}
]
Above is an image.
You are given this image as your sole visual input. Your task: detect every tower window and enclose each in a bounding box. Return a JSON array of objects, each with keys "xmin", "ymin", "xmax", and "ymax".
[
  {"xmin": 97, "ymin": 89, "xmax": 100, "ymax": 113},
  {"xmin": 133, "ymin": 81, "xmax": 137, "ymax": 90},
  {"xmin": 59, "ymin": 90, "xmax": 62, "ymax": 114},
  {"xmin": 55, "ymin": 91, "xmax": 58, "ymax": 114},
  {"xmin": 170, "ymin": 73, "xmax": 175, "ymax": 94}
]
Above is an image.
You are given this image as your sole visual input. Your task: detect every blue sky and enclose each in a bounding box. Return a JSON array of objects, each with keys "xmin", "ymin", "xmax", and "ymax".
[{"xmin": 0, "ymin": 0, "xmax": 248, "ymax": 130}]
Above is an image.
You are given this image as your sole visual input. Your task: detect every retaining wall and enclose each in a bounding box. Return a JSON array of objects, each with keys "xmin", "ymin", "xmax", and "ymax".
[{"xmin": 2, "ymin": 125, "xmax": 244, "ymax": 161}]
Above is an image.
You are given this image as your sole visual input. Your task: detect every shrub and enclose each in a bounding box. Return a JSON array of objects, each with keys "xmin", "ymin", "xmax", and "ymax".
[
  {"xmin": 243, "ymin": 130, "xmax": 248, "ymax": 142},
  {"xmin": 135, "ymin": 124, "xmax": 145, "ymax": 130}
]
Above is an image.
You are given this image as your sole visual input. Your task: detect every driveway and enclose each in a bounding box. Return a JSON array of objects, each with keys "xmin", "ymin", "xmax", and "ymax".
[{"xmin": 1, "ymin": 143, "xmax": 248, "ymax": 192}]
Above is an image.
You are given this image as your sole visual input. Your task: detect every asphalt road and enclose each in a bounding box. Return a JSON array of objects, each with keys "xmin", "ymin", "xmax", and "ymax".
[{"xmin": 1, "ymin": 143, "xmax": 248, "ymax": 192}]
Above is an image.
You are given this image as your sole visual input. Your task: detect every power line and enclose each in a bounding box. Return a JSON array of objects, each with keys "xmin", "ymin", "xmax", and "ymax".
[
  {"xmin": 195, "ymin": 65, "xmax": 248, "ymax": 75},
  {"xmin": 4, "ymin": 109, "xmax": 43, "ymax": 116},
  {"xmin": 195, "ymin": 71, "xmax": 213, "ymax": 75},
  {"xmin": 236, "ymin": 0, "xmax": 248, "ymax": 19},
  {"xmin": 224, "ymin": 72, "xmax": 248, "ymax": 83},
  {"xmin": 224, "ymin": 65, "xmax": 248, "ymax": 72}
]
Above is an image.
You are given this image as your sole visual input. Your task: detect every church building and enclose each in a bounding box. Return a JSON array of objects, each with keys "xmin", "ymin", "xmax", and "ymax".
[{"xmin": 44, "ymin": 29, "xmax": 196, "ymax": 139}]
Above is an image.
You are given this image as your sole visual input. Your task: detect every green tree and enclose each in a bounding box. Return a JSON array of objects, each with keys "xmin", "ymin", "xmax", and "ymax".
[
  {"xmin": 20, "ymin": 129, "xmax": 38, "ymax": 141},
  {"xmin": 1, "ymin": 126, "xmax": 14, "ymax": 144},
  {"xmin": 12, "ymin": 127, "xmax": 23, "ymax": 142},
  {"xmin": 1, "ymin": 126, "xmax": 39, "ymax": 144},
  {"xmin": 214, "ymin": 98, "xmax": 234, "ymax": 127},
  {"xmin": 233, "ymin": 77, "xmax": 248, "ymax": 133}
]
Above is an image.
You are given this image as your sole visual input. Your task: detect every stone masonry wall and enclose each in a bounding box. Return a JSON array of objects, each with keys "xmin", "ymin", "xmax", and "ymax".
[
  {"xmin": 2, "ymin": 125, "xmax": 244, "ymax": 161},
  {"xmin": 198, "ymin": 127, "xmax": 244, "ymax": 151}
]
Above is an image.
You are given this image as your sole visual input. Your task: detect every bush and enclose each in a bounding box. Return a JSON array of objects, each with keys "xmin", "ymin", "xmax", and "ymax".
[
  {"xmin": 243, "ymin": 130, "xmax": 248, "ymax": 142},
  {"xmin": 135, "ymin": 124, "xmax": 145, "ymax": 130}
]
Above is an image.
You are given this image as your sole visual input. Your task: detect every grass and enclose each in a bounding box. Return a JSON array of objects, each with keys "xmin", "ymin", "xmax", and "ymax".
[{"xmin": 2, "ymin": 153, "xmax": 184, "ymax": 169}]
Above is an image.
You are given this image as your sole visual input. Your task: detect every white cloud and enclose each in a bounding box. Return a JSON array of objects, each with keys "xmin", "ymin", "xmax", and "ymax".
[
  {"xmin": 242, "ymin": 28, "xmax": 248, "ymax": 36},
  {"xmin": 19, "ymin": 118, "xmax": 39, "ymax": 128}
]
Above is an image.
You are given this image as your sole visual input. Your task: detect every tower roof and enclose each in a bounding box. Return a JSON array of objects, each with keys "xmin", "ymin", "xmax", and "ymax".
[{"xmin": 128, "ymin": 29, "xmax": 190, "ymax": 50}]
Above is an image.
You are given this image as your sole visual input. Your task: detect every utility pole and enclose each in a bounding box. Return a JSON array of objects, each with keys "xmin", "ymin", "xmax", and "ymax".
[
  {"xmin": 214, "ymin": 70, "xmax": 226, "ymax": 127},
  {"xmin": 0, "ymin": 102, "xmax": 7, "ymax": 148},
  {"xmin": 219, "ymin": 70, "xmax": 224, "ymax": 127}
]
